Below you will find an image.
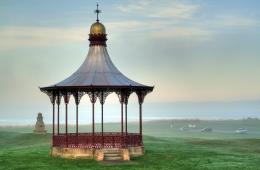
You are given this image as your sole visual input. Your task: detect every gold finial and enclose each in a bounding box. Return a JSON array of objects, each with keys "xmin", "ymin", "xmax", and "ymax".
[
  {"xmin": 94, "ymin": 3, "xmax": 101, "ymax": 22},
  {"xmin": 90, "ymin": 3, "xmax": 106, "ymax": 35}
]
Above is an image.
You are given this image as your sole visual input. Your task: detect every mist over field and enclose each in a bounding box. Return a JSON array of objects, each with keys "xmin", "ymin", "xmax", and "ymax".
[
  {"xmin": 1, "ymin": 119, "xmax": 260, "ymax": 169},
  {"xmin": 0, "ymin": 100, "xmax": 259, "ymax": 126}
]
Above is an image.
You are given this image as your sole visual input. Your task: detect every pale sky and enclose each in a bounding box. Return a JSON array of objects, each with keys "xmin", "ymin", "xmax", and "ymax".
[{"xmin": 0, "ymin": 0, "xmax": 259, "ymax": 124}]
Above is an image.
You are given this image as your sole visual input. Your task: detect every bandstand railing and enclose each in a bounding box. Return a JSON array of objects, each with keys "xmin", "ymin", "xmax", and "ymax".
[{"xmin": 53, "ymin": 132, "xmax": 142, "ymax": 148}]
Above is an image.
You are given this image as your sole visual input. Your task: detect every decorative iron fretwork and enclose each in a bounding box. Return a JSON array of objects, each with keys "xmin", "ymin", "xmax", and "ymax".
[
  {"xmin": 136, "ymin": 90, "xmax": 150, "ymax": 104},
  {"xmin": 124, "ymin": 90, "xmax": 132, "ymax": 105},
  {"xmin": 62, "ymin": 92, "xmax": 71, "ymax": 104},
  {"xmin": 87, "ymin": 91, "xmax": 99, "ymax": 103},
  {"xmin": 89, "ymin": 34, "xmax": 107, "ymax": 46},
  {"xmin": 72, "ymin": 91, "xmax": 85, "ymax": 105},
  {"xmin": 97, "ymin": 91, "xmax": 111, "ymax": 105},
  {"xmin": 116, "ymin": 90, "xmax": 133, "ymax": 104},
  {"xmin": 53, "ymin": 132, "xmax": 142, "ymax": 148},
  {"xmin": 56, "ymin": 92, "xmax": 62, "ymax": 105},
  {"xmin": 116, "ymin": 91, "xmax": 125, "ymax": 104},
  {"xmin": 42, "ymin": 90, "xmax": 56, "ymax": 104}
]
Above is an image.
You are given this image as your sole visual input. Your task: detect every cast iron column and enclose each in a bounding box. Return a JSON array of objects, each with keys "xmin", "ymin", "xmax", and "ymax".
[
  {"xmin": 98, "ymin": 91, "xmax": 107, "ymax": 148},
  {"xmin": 89, "ymin": 91, "xmax": 96, "ymax": 148},
  {"xmin": 49, "ymin": 92, "xmax": 55, "ymax": 147},
  {"xmin": 65, "ymin": 102, "xmax": 68, "ymax": 147},
  {"xmin": 92, "ymin": 101, "xmax": 95, "ymax": 143},
  {"xmin": 117, "ymin": 91, "xmax": 128, "ymax": 148},
  {"xmin": 73, "ymin": 92, "xmax": 82, "ymax": 147},
  {"xmin": 101, "ymin": 96, "xmax": 104, "ymax": 147},
  {"xmin": 76, "ymin": 103, "xmax": 79, "ymax": 146},
  {"xmin": 139, "ymin": 102, "xmax": 142, "ymax": 136},
  {"xmin": 76, "ymin": 104, "xmax": 79, "ymax": 134},
  {"xmin": 63, "ymin": 94, "xmax": 70, "ymax": 148},
  {"xmin": 57, "ymin": 103, "xmax": 60, "ymax": 135},
  {"xmin": 125, "ymin": 103, "xmax": 128, "ymax": 135},
  {"xmin": 137, "ymin": 91, "xmax": 147, "ymax": 145},
  {"xmin": 124, "ymin": 91, "xmax": 130, "ymax": 147},
  {"xmin": 120, "ymin": 92, "xmax": 124, "ymax": 148},
  {"xmin": 56, "ymin": 95, "xmax": 60, "ymax": 135},
  {"xmin": 121, "ymin": 102, "xmax": 124, "ymax": 136},
  {"xmin": 52, "ymin": 102, "xmax": 55, "ymax": 136}
]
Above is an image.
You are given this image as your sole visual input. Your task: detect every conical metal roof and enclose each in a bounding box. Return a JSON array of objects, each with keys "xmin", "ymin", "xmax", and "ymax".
[
  {"xmin": 40, "ymin": 20, "xmax": 153, "ymax": 91},
  {"xmin": 53, "ymin": 46, "xmax": 148, "ymax": 87}
]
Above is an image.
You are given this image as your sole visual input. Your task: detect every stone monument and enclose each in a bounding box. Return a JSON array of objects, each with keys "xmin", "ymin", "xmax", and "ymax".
[{"xmin": 33, "ymin": 112, "xmax": 47, "ymax": 134}]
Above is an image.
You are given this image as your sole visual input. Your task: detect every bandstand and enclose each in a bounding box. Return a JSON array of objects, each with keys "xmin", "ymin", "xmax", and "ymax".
[{"xmin": 40, "ymin": 4, "xmax": 154, "ymax": 161}]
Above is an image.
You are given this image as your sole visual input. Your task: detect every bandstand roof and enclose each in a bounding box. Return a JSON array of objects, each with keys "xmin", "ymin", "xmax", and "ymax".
[
  {"xmin": 40, "ymin": 14, "xmax": 153, "ymax": 93},
  {"xmin": 41, "ymin": 45, "xmax": 152, "ymax": 91}
]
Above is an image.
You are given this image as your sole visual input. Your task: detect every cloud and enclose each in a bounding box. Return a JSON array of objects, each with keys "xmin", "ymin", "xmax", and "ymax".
[
  {"xmin": 114, "ymin": 1, "xmax": 212, "ymax": 40},
  {"xmin": 0, "ymin": 20, "xmax": 213, "ymax": 51},
  {"xmin": 1, "ymin": 14, "xmax": 256, "ymax": 51},
  {"xmin": 115, "ymin": 0, "xmax": 259, "ymax": 38},
  {"xmin": 218, "ymin": 15, "xmax": 259, "ymax": 28},
  {"xmin": 151, "ymin": 27, "xmax": 212, "ymax": 39},
  {"xmin": 0, "ymin": 27, "xmax": 87, "ymax": 50},
  {"xmin": 117, "ymin": 0, "xmax": 199, "ymax": 19},
  {"xmin": 106, "ymin": 20, "xmax": 213, "ymax": 40},
  {"xmin": 106, "ymin": 21, "xmax": 145, "ymax": 32}
]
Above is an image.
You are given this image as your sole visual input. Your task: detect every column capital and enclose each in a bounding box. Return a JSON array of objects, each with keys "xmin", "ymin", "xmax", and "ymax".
[
  {"xmin": 56, "ymin": 92, "xmax": 62, "ymax": 105},
  {"xmin": 124, "ymin": 90, "xmax": 132, "ymax": 105},
  {"xmin": 98, "ymin": 91, "xmax": 111, "ymax": 105},
  {"xmin": 116, "ymin": 90, "xmax": 132, "ymax": 104},
  {"xmin": 136, "ymin": 90, "xmax": 150, "ymax": 104},
  {"xmin": 62, "ymin": 92, "xmax": 71, "ymax": 104},
  {"xmin": 87, "ymin": 91, "xmax": 98, "ymax": 104},
  {"xmin": 72, "ymin": 91, "xmax": 85, "ymax": 105}
]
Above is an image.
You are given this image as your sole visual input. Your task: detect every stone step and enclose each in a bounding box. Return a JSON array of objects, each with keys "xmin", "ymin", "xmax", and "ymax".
[
  {"xmin": 103, "ymin": 156, "xmax": 122, "ymax": 161},
  {"xmin": 104, "ymin": 153, "xmax": 121, "ymax": 157},
  {"xmin": 103, "ymin": 148, "xmax": 124, "ymax": 161},
  {"xmin": 104, "ymin": 152, "xmax": 122, "ymax": 155},
  {"xmin": 103, "ymin": 150, "xmax": 121, "ymax": 154},
  {"xmin": 103, "ymin": 148, "xmax": 121, "ymax": 151}
]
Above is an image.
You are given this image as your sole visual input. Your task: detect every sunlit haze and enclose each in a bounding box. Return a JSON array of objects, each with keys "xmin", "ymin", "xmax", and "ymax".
[{"xmin": 0, "ymin": 0, "xmax": 259, "ymax": 125}]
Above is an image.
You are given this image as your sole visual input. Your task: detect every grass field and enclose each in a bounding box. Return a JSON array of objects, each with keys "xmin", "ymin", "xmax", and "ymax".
[{"xmin": 0, "ymin": 119, "xmax": 260, "ymax": 170}]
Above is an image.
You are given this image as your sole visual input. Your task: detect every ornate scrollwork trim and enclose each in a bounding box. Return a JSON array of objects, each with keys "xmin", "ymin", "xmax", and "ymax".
[
  {"xmin": 136, "ymin": 90, "xmax": 150, "ymax": 104},
  {"xmin": 116, "ymin": 90, "xmax": 133, "ymax": 104},
  {"xmin": 97, "ymin": 91, "xmax": 111, "ymax": 105},
  {"xmin": 62, "ymin": 92, "xmax": 71, "ymax": 104},
  {"xmin": 72, "ymin": 91, "xmax": 85, "ymax": 105},
  {"xmin": 56, "ymin": 91, "xmax": 62, "ymax": 105},
  {"xmin": 124, "ymin": 90, "xmax": 132, "ymax": 105},
  {"xmin": 87, "ymin": 91, "xmax": 99, "ymax": 104},
  {"xmin": 42, "ymin": 90, "xmax": 56, "ymax": 104}
]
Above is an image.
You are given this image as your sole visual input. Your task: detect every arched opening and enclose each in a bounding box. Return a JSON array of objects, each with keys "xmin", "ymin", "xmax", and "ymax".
[
  {"xmin": 78, "ymin": 94, "xmax": 92, "ymax": 133},
  {"xmin": 104, "ymin": 92, "xmax": 120, "ymax": 133},
  {"xmin": 127, "ymin": 92, "xmax": 139, "ymax": 134}
]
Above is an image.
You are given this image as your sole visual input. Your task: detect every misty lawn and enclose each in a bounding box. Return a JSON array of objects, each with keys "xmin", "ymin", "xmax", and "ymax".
[{"xmin": 0, "ymin": 120, "xmax": 260, "ymax": 170}]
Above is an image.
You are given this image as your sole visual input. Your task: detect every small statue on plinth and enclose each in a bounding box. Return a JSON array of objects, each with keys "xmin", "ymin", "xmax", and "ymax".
[{"xmin": 33, "ymin": 112, "xmax": 47, "ymax": 134}]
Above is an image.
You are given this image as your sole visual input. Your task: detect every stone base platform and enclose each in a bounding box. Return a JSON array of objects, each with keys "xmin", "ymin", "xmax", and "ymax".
[{"xmin": 51, "ymin": 146, "xmax": 144, "ymax": 161}]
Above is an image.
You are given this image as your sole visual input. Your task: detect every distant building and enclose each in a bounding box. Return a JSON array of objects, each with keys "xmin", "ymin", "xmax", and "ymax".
[
  {"xmin": 33, "ymin": 113, "xmax": 47, "ymax": 134},
  {"xmin": 201, "ymin": 127, "xmax": 213, "ymax": 133}
]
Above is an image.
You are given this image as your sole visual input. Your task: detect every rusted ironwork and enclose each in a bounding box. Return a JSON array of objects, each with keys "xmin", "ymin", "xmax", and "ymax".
[{"xmin": 53, "ymin": 132, "xmax": 142, "ymax": 148}]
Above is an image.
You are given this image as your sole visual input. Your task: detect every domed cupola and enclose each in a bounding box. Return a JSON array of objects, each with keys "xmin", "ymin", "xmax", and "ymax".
[
  {"xmin": 88, "ymin": 4, "xmax": 107, "ymax": 46},
  {"xmin": 90, "ymin": 22, "xmax": 106, "ymax": 35}
]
